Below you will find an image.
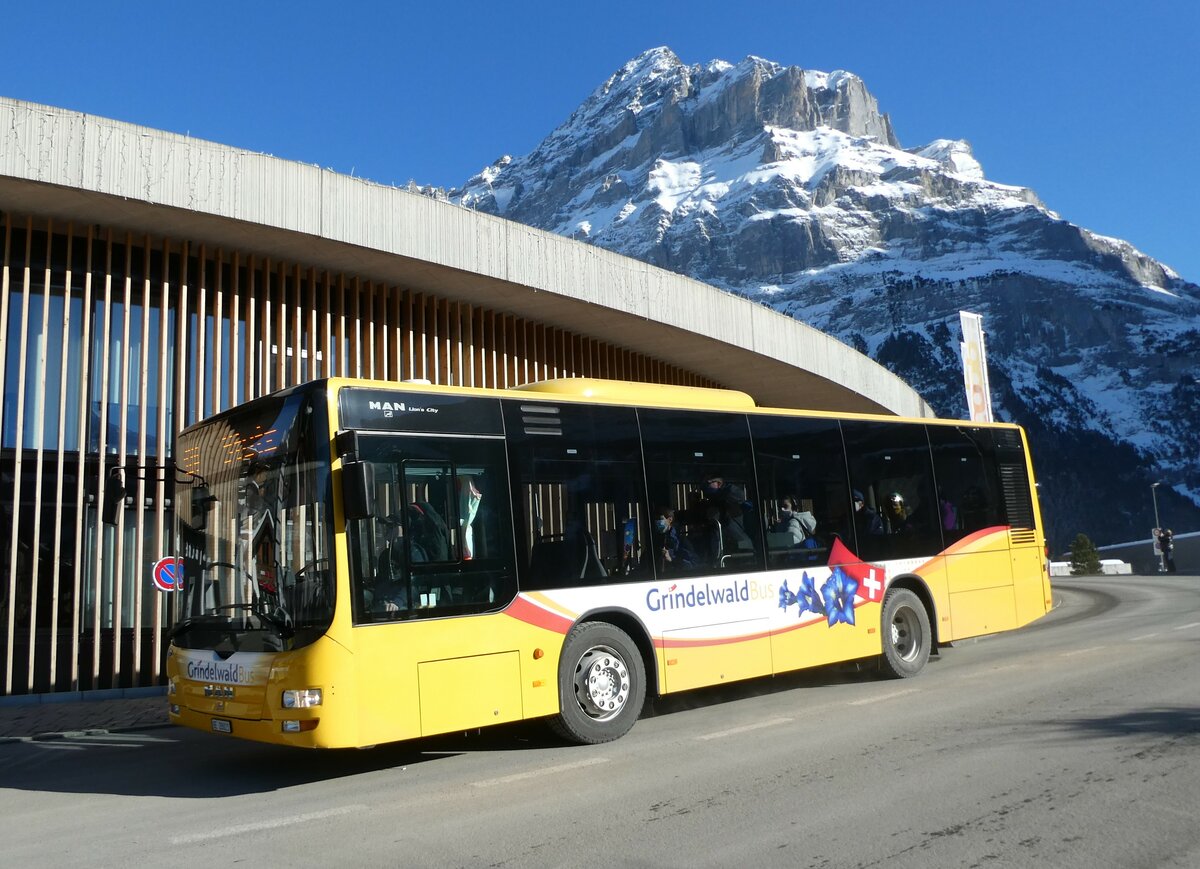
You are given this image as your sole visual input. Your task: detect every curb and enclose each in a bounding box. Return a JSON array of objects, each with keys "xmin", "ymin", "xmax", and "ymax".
[{"xmin": 0, "ymin": 720, "xmax": 177, "ymax": 745}]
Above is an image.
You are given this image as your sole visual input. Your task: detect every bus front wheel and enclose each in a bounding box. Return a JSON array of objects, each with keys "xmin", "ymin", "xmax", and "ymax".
[
  {"xmin": 879, "ymin": 588, "xmax": 931, "ymax": 678},
  {"xmin": 551, "ymin": 621, "xmax": 646, "ymax": 745}
]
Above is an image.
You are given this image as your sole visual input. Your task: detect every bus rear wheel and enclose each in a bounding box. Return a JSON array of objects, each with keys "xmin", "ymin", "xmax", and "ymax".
[
  {"xmin": 879, "ymin": 588, "xmax": 931, "ymax": 678},
  {"xmin": 551, "ymin": 621, "xmax": 646, "ymax": 745}
]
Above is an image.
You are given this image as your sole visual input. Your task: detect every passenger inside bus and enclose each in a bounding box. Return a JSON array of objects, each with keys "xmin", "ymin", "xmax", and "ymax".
[{"xmin": 654, "ymin": 507, "xmax": 698, "ymax": 572}]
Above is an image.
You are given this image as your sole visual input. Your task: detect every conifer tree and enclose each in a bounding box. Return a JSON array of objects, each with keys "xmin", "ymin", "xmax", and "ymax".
[{"xmin": 1069, "ymin": 533, "xmax": 1102, "ymax": 575}]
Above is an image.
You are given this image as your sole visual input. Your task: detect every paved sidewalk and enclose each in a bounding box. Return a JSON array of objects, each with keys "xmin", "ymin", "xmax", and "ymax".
[{"xmin": 0, "ymin": 691, "xmax": 171, "ymax": 742}]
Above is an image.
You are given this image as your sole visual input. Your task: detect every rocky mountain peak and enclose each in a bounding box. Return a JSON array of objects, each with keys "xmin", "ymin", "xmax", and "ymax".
[{"xmin": 448, "ymin": 48, "xmax": 1200, "ymax": 546}]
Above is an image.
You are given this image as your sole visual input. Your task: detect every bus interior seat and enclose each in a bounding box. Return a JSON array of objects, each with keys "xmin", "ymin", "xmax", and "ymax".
[
  {"xmin": 766, "ymin": 531, "xmax": 796, "ymax": 551},
  {"xmin": 530, "ymin": 531, "xmax": 609, "ymax": 584}
]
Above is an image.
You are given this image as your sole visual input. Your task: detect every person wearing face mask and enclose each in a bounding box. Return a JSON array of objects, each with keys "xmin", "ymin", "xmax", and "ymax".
[
  {"xmin": 654, "ymin": 507, "xmax": 697, "ymax": 571},
  {"xmin": 773, "ymin": 497, "xmax": 807, "ymax": 545}
]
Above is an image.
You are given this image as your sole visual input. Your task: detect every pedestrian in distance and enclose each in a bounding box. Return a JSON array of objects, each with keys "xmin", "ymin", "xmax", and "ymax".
[{"xmin": 1160, "ymin": 528, "xmax": 1176, "ymax": 573}]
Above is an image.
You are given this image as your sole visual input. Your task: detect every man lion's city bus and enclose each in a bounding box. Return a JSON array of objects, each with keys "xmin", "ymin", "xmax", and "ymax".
[{"xmin": 165, "ymin": 377, "xmax": 1052, "ymax": 748}]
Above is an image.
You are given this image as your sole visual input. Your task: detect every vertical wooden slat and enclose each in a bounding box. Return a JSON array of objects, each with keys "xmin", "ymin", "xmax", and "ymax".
[
  {"xmin": 413, "ymin": 292, "xmax": 426, "ymax": 380},
  {"xmin": 69, "ymin": 226, "xmax": 95, "ymax": 690},
  {"xmin": 91, "ymin": 229, "xmax": 116, "ymax": 688},
  {"xmin": 292, "ymin": 264, "xmax": 303, "ymax": 386},
  {"xmin": 461, "ymin": 303, "xmax": 473, "ymax": 387},
  {"xmin": 152, "ymin": 237, "xmax": 171, "ymax": 679},
  {"xmin": 229, "ymin": 252, "xmax": 240, "ymax": 408},
  {"xmin": 391, "ymin": 284, "xmax": 402, "ymax": 381},
  {"xmin": 425, "ymin": 296, "xmax": 437, "ymax": 383},
  {"xmin": 362, "ymin": 276, "xmax": 376, "ymax": 374},
  {"xmin": 111, "ymin": 233, "xmax": 135, "ymax": 683},
  {"xmin": 439, "ymin": 297, "xmax": 451, "ymax": 385},
  {"xmin": 5, "ymin": 219, "xmax": 33, "ymax": 693},
  {"xmin": 276, "ymin": 261, "xmax": 287, "ymax": 389},
  {"xmin": 244, "ymin": 255, "xmax": 256, "ymax": 402},
  {"xmin": 469, "ymin": 303, "xmax": 479, "ymax": 388},
  {"xmin": 261, "ymin": 258, "xmax": 273, "ymax": 395},
  {"xmin": 307, "ymin": 266, "xmax": 318, "ymax": 382},
  {"xmin": 212, "ymin": 250, "xmax": 224, "ymax": 413},
  {"xmin": 173, "ymin": 242, "xmax": 190, "ymax": 422},
  {"xmin": 336, "ymin": 275, "xmax": 347, "ymax": 378},
  {"xmin": 403, "ymin": 289, "xmax": 415, "ymax": 381},
  {"xmin": 49, "ymin": 224, "xmax": 75, "ymax": 688},
  {"xmin": 24, "ymin": 220, "xmax": 53, "ymax": 691},
  {"xmin": 352, "ymin": 277, "xmax": 362, "ymax": 378},
  {"xmin": 194, "ymin": 245, "xmax": 207, "ymax": 421},
  {"xmin": 0, "ymin": 213, "xmax": 10, "ymax": 473},
  {"xmin": 131, "ymin": 238, "xmax": 151, "ymax": 686},
  {"xmin": 453, "ymin": 301, "xmax": 464, "ymax": 387},
  {"xmin": 321, "ymin": 271, "xmax": 332, "ymax": 379}
]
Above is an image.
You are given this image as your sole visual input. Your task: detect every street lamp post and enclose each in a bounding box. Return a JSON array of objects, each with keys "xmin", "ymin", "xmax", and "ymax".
[{"xmin": 1151, "ymin": 482, "xmax": 1163, "ymax": 572}]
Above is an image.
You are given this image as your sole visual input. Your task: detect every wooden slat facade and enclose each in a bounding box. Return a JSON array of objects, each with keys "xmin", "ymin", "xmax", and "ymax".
[{"xmin": 0, "ymin": 212, "xmax": 717, "ymax": 696}]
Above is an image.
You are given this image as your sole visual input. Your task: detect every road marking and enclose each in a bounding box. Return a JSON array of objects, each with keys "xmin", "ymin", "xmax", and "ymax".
[
  {"xmin": 1130, "ymin": 632, "xmax": 1161, "ymax": 641},
  {"xmin": 1173, "ymin": 622, "xmax": 1200, "ymax": 631},
  {"xmin": 170, "ymin": 805, "xmax": 368, "ymax": 844},
  {"xmin": 848, "ymin": 688, "xmax": 918, "ymax": 706},
  {"xmin": 1060, "ymin": 646, "xmax": 1106, "ymax": 657},
  {"xmin": 696, "ymin": 717, "xmax": 792, "ymax": 741},
  {"xmin": 471, "ymin": 757, "xmax": 609, "ymax": 788}
]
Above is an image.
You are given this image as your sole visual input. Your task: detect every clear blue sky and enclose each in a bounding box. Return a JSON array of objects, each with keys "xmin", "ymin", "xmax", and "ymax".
[{"xmin": 5, "ymin": 0, "xmax": 1197, "ymax": 281}]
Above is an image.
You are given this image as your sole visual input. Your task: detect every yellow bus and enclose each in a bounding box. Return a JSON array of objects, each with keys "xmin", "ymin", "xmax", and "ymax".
[{"xmin": 165, "ymin": 377, "xmax": 1052, "ymax": 748}]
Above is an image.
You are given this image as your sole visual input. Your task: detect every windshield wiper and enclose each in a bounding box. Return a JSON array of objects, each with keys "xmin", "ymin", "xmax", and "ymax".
[{"xmin": 213, "ymin": 603, "xmax": 295, "ymax": 639}]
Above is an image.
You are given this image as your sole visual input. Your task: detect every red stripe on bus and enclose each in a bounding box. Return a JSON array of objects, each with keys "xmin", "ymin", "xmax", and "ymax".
[{"xmin": 503, "ymin": 595, "xmax": 575, "ymax": 634}]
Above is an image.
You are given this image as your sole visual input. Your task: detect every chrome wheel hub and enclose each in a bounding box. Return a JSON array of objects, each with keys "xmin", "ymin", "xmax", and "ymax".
[{"xmin": 574, "ymin": 645, "xmax": 630, "ymax": 722}]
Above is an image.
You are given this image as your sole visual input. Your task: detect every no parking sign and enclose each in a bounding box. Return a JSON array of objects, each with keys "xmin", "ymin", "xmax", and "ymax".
[{"xmin": 152, "ymin": 556, "xmax": 183, "ymax": 592}]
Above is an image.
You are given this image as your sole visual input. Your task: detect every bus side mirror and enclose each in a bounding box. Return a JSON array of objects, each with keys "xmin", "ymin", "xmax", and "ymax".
[
  {"xmin": 101, "ymin": 470, "xmax": 126, "ymax": 525},
  {"xmin": 191, "ymin": 486, "xmax": 215, "ymax": 531},
  {"xmin": 341, "ymin": 461, "xmax": 374, "ymax": 521}
]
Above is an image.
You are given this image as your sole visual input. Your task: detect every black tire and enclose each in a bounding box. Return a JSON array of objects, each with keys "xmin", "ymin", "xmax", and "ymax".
[
  {"xmin": 879, "ymin": 587, "xmax": 932, "ymax": 678},
  {"xmin": 550, "ymin": 621, "xmax": 647, "ymax": 745}
]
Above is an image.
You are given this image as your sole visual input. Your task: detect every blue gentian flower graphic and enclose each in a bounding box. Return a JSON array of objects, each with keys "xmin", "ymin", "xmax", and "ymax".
[
  {"xmin": 778, "ymin": 579, "xmax": 797, "ymax": 610},
  {"xmin": 797, "ymin": 572, "xmax": 825, "ymax": 618},
  {"xmin": 822, "ymin": 568, "xmax": 858, "ymax": 627}
]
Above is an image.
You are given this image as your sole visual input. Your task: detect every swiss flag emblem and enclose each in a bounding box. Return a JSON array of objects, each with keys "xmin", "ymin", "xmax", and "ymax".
[{"xmin": 828, "ymin": 537, "xmax": 886, "ymax": 603}]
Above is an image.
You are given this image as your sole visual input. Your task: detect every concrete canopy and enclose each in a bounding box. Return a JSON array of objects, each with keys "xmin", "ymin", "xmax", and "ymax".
[{"xmin": 0, "ymin": 97, "xmax": 932, "ymax": 417}]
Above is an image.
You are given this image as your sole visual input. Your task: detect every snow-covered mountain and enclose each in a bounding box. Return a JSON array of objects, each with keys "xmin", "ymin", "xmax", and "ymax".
[{"xmin": 450, "ymin": 47, "xmax": 1200, "ymax": 548}]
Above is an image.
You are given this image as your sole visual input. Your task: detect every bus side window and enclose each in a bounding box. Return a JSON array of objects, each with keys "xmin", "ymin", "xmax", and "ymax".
[
  {"xmin": 503, "ymin": 400, "xmax": 651, "ymax": 590},
  {"xmin": 749, "ymin": 415, "xmax": 850, "ymax": 570},
  {"xmin": 927, "ymin": 425, "xmax": 1006, "ymax": 543},
  {"xmin": 640, "ymin": 408, "xmax": 764, "ymax": 576},
  {"xmin": 842, "ymin": 421, "xmax": 943, "ymax": 561}
]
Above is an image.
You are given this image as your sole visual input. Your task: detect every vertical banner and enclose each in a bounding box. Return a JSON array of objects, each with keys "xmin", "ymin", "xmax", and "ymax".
[{"xmin": 959, "ymin": 311, "xmax": 994, "ymax": 423}]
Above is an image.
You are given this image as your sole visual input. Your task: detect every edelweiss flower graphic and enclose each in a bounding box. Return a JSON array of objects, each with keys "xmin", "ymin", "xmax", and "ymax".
[
  {"xmin": 821, "ymin": 567, "xmax": 858, "ymax": 627},
  {"xmin": 778, "ymin": 579, "xmax": 798, "ymax": 610},
  {"xmin": 797, "ymin": 572, "xmax": 825, "ymax": 618}
]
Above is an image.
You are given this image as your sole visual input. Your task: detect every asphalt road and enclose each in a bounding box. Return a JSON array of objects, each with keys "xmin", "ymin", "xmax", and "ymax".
[{"xmin": 2, "ymin": 576, "xmax": 1198, "ymax": 868}]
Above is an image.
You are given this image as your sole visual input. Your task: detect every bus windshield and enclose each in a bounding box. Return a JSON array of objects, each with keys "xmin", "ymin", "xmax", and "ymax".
[{"xmin": 171, "ymin": 385, "xmax": 335, "ymax": 652}]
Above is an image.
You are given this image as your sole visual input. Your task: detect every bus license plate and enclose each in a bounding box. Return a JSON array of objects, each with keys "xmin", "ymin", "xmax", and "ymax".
[{"xmin": 211, "ymin": 718, "xmax": 232, "ymax": 734}]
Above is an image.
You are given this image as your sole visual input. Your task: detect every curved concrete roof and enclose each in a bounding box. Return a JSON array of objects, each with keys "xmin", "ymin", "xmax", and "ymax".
[{"xmin": 0, "ymin": 97, "xmax": 933, "ymax": 418}]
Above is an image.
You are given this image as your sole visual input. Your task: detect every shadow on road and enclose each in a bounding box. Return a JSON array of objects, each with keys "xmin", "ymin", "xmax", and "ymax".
[
  {"xmin": 1053, "ymin": 706, "xmax": 1200, "ymax": 739},
  {"xmin": 0, "ymin": 659, "xmax": 904, "ymax": 800}
]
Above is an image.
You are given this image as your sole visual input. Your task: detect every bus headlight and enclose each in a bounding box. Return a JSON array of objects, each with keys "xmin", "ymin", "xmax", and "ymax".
[{"xmin": 282, "ymin": 688, "xmax": 323, "ymax": 708}]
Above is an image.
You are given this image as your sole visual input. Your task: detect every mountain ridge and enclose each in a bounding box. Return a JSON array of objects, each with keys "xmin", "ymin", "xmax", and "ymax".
[{"xmin": 447, "ymin": 47, "xmax": 1200, "ymax": 548}]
